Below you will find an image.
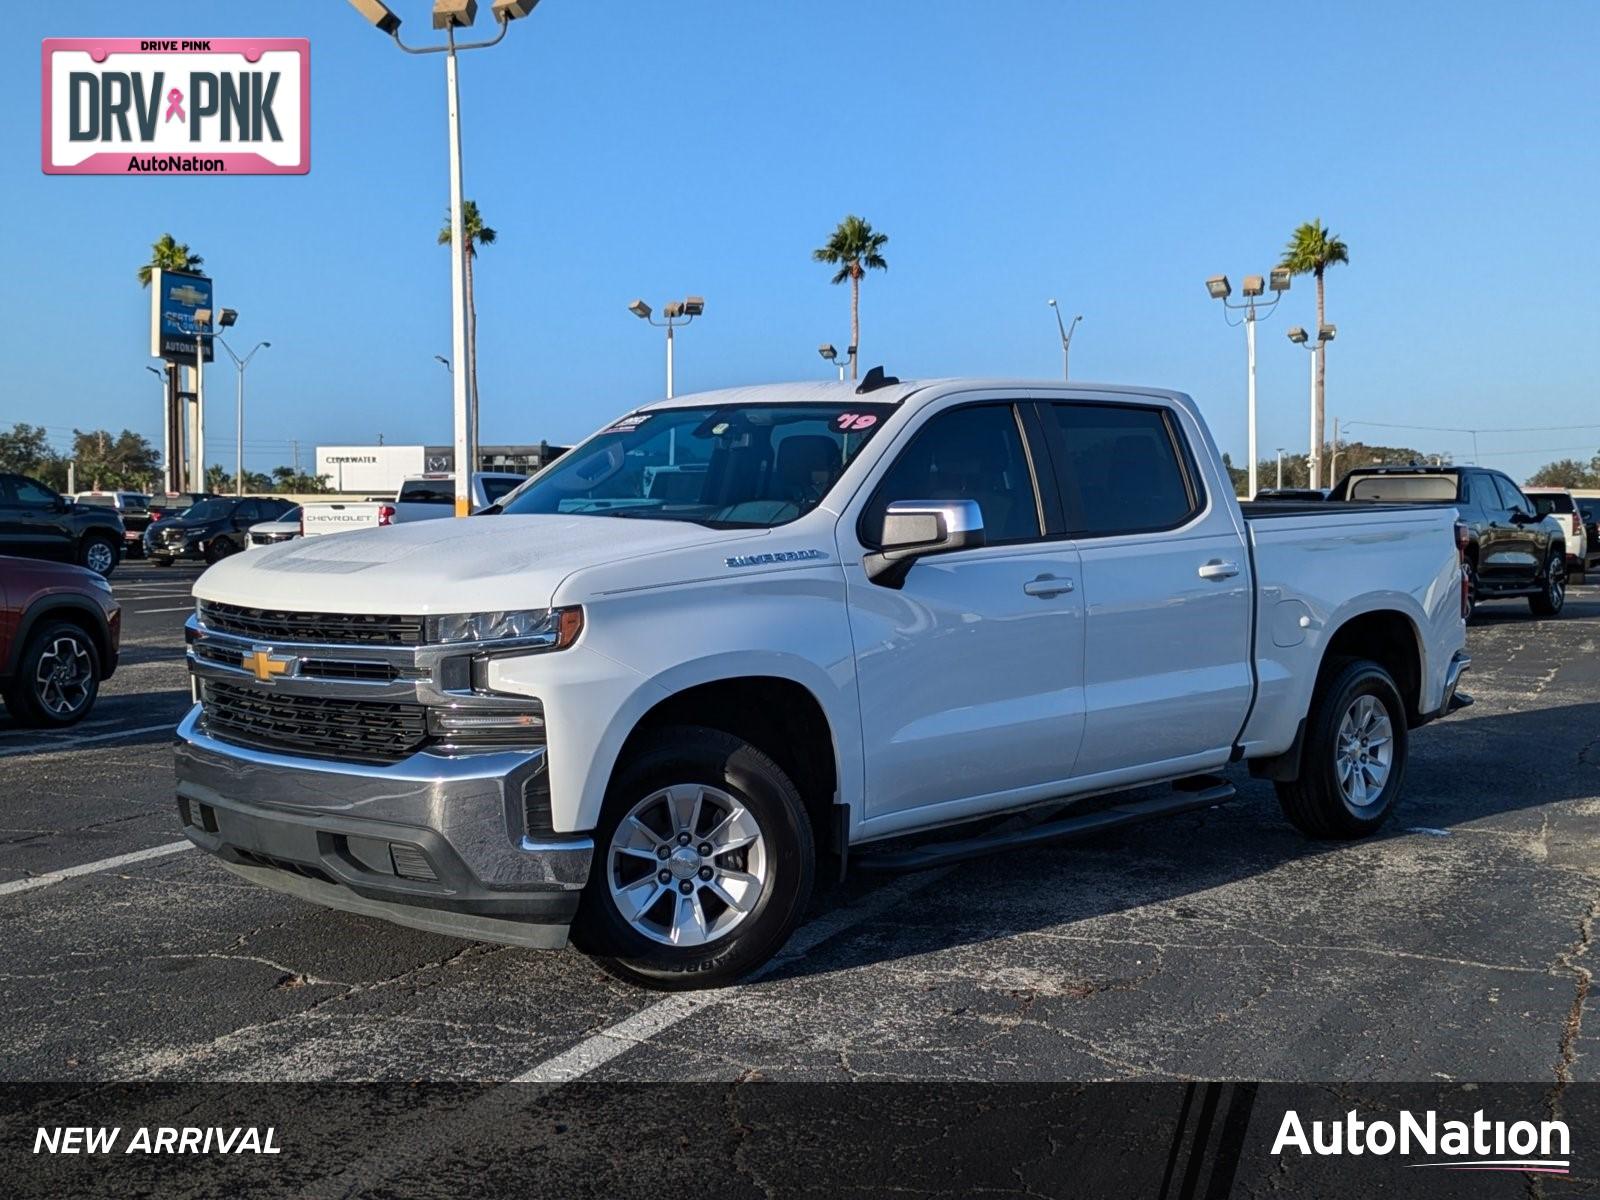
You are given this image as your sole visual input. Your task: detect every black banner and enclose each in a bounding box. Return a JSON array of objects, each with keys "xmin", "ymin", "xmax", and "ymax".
[{"xmin": 2, "ymin": 1083, "xmax": 1591, "ymax": 1198}]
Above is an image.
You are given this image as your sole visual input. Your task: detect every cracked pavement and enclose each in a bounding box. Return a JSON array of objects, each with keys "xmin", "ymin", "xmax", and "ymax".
[{"xmin": 3, "ymin": 562, "xmax": 1600, "ymax": 1085}]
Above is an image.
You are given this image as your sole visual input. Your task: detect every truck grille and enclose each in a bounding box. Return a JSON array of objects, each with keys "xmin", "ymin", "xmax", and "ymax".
[
  {"xmin": 199, "ymin": 680, "xmax": 428, "ymax": 764},
  {"xmin": 198, "ymin": 600, "xmax": 425, "ymax": 646}
]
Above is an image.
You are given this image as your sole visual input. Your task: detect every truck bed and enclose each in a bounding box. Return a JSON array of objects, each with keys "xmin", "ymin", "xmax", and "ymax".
[{"xmin": 1239, "ymin": 500, "xmax": 1434, "ymax": 519}]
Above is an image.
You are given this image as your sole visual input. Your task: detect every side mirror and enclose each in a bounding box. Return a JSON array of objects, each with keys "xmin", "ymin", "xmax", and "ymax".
[
  {"xmin": 54, "ymin": 495, "xmax": 71, "ymax": 512},
  {"xmin": 864, "ymin": 499, "xmax": 985, "ymax": 588}
]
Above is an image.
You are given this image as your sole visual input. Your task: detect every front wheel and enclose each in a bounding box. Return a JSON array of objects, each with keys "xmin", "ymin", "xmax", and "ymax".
[
  {"xmin": 1276, "ymin": 659, "xmax": 1409, "ymax": 839},
  {"xmin": 204, "ymin": 538, "xmax": 240, "ymax": 565},
  {"xmin": 2, "ymin": 621, "xmax": 102, "ymax": 728},
  {"xmin": 573, "ymin": 725, "xmax": 815, "ymax": 989},
  {"xmin": 1529, "ymin": 552, "xmax": 1566, "ymax": 617}
]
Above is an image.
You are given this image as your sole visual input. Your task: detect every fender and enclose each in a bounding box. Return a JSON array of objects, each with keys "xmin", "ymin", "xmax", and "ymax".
[{"xmin": 3, "ymin": 593, "xmax": 114, "ymax": 681}]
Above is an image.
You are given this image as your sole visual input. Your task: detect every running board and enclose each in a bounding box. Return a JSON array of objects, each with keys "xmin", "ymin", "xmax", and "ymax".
[{"xmin": 853, "ymin": 776, "xmax": 1236, "ymax": 873}]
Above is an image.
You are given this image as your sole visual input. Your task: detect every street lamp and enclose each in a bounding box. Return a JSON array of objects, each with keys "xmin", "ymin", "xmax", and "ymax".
[
  {"xmin": 1046, "ymin": 299, "xmax": 1082, "ymax": 380},
  {"xmin": 346, "ymin": 0, "xmax": 540, "ymax": 517},
  {"xmin": 191, "ymin": 307, "xmax": 237, "ymax": 494},
  {"xmin": 217, "ymin": 338, "xmax": 270, "ymax": 496},
  {"xmin": 818, "ymin": 342, "xmax": 857, "ymax": 382},
  {"xmin": 1286, "ymin": 323, "xmax": 1336, "ymax": 487},
  {"xmin": 628, "ymin": 296, "xmax": 705, "ymax": 398},
  {"xmin": 1205, "ymin": 267, "xmax": 1290, "ymax": 498}
]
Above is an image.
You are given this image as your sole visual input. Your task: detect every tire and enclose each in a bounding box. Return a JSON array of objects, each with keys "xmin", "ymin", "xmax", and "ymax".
[
  {"xmin": 204, "ymin": 538, "xmax": 240, "ymax": 565},
  {"xmin": 1462, "ymin": 557, "xmax": 1479, "ymax": 621},
  {"xmin": 1275, "ymin": 659, "xmax": 1409, "ymax": 840},
  {"xmin": 78, "ymin": 534, "xmax": 118, "ymax": 578},
  {"xmin": 2, "ymin": 620, "xmax": 102, "ymax": 728},
  {"xmin": 573, "ymin": 725, "xmax": 815, "ymax": 989},
  {"xmin": 1529, "ymin": 551, "xmax": 1567, "ymax": 617}
]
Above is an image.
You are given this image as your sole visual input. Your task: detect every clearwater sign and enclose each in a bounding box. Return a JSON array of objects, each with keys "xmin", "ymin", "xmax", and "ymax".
[{"xmin": 42, "ymin": 38, "xmax": 309, "ymax": 175}]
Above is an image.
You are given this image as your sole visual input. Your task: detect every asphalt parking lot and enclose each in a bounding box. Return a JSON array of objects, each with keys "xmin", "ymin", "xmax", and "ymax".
[{"xmin": 4, "ymin": 560, "xmax": 1600, "ymax": 1084}]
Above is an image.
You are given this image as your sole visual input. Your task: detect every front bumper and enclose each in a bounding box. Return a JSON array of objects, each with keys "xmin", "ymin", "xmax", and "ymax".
[{"xmin": 174, "ymin": 707, "xmax": 592, "ymax": 948}]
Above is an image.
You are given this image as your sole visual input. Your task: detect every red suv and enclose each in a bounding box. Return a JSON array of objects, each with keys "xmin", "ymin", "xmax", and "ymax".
[{"xmin": 0, "ymin": 556, "xmax": 121, "ymax": 726}]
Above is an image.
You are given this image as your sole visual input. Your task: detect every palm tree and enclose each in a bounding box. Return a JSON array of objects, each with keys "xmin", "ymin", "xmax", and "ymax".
[
  {"xmin": 813, "ymin": 215, "xmax": 889, "ymax": 380},
  {"xmin": 137, "ymin": 233, "xmax": 204, "ymax": 287},
  {"xmin": 438, "ymin": 200, "xmax": 497, "ymax": 442},
  {"xmin": 1279, "ymin": 219, "xmax": 1349, "ymax": 486}
]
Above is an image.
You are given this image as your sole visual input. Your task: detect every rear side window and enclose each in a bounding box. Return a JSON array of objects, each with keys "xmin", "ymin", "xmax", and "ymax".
[
  {"xmin": 1346, "ymin": 474, "xmax": 1460, "ymax": 502},
  {"xmin": 399, "ymin": 479, "xmax": 455, "ymax": 505},
  {"xmin": 1045, "ymin": 402, "xmax": 1199, "ymax": 535},
  {"xmin": 480, "ymin": 476, "xmax": 523, "ymax": 504},
  {"xmin": 1529, "ymin": 492, "xmax": 1575, "ymax": 515},
  {"xmin": 862, "ymin": 404, "xmax": 1041, "ymax": 546}
]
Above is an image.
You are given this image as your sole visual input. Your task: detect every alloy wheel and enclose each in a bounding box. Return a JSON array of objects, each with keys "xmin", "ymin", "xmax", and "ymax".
[
  {"xmin": 33, "ymin": 635, "xmax": 94, "ymax": 718},
  {"xmin": 606, "ymin": 783, "xmax": 768, "ymax": 948},
  {"xmin": 84, "ymin": 541, "xmax": 114, "ymax": 575},
  {"xmin": 1334, "ymin": 693, "xmax": 1394, "ymax": 808}
]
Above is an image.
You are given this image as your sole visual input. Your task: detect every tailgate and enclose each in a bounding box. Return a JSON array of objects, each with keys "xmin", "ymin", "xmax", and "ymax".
[{"xmin": 300, "ymin": 503, "xmax": 380, "ymax": 537}]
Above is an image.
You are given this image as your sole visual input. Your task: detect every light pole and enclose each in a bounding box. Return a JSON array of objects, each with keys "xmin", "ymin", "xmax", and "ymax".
[
  {"xmin": 192, "ymin": 307, "xmax": 237, "ymax": 494},
  {"xmin": 347, "ymin": 0, "xmax": 540, "ymax": 517},
  {"xmin": 628, "ymin": 297, "xmax": 705, "ymax": 398},
  {"xmin": 218, "ymin": 338, "xmax": 270, "ymax": 495},
  {"xmin": 818, "ymin": 343, "xmax": 856, "ymax": 382},
  {"xmin": 1206, "ymin": 269, "xmax": 1291, "ymax": 499},
  {"xmin": 1046, "ymin": 299, "xmax": 1082, "ymax": 381},
  {"xmin": 1275, "ymin": 447, "xmax": 1286, "ymax": 490},
  {"xmin": 1287, "ymin": 323, "xmax": 1336, "ymax": 487},
  {"xmin": 145, "ymin": 365, "xmax": 171, "ymax": 488}
]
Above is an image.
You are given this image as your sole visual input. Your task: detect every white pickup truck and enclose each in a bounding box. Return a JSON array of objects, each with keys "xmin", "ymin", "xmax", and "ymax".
[
  {"xmin": 298, "ymin": 472, "xmax": 526, "ymax": 537},
  {"xmin": 177, "ymin": 377, "xmax": 1470, "ymax": 988}
]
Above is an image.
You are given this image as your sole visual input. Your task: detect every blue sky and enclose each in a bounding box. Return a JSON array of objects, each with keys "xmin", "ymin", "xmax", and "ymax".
[{"xmin": 3, "ymin": 0, "xmax": 1598, "ymax": 482}]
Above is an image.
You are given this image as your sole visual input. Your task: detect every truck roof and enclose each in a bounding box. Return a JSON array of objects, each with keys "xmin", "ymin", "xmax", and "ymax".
[{"xmin": 635, "ymin": 378, "xmax": 1194, "ymax": 412}]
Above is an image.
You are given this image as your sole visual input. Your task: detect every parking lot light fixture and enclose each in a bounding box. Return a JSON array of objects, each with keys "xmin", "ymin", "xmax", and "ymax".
[
  {"xmin": 818, "ymin": 341, "xmax": 855, "ymax": 381},
  {"xmin": 1318, "ymin": 323, "xmax": 1337, "ymax": 343},
  {"xmin": 218, "ymin": 339, "xmax": 270, "ymax": 497},
  {"xmin": 1287, "ymin": 326, "xmax": 1308, "ymax": 344},
  {"xmin": 348, "ymin": 0, "xmax": 402, "ymax": 32},
  {"xmin": 1206, "ymin": 269, "xmax": 1288, "ymax": 498},
  {"xmin": 433, "ymin": 0, "xmax": 478, "ymax": 30},
  {"xmin": 629, "ymin": 296, "xmax": 705, "ymax": 398},
  {"xmin": 1047, "ymin": 298, "xmax": 1082, "ymax": 380},
  {"xmin": 491, "ymin": 0, "xmax": 540, "ymax": 17},
  {"xmin": 819, "ymin": 343, "xmax": 837, "ymax": 362},
  {"xmin": 1270, "ymin": 266, "xmax": 1292, "ymax": 292},
  {"xmin": 347, "ymin": 0, "xmax": 532, "ymax": 517}
]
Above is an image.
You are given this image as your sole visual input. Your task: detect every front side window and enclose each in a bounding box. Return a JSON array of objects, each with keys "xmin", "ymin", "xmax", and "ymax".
[
  {"xmin": 1046, "ymin": 402, "xmax": 1198, "ymax": 534},
  {"xmin": 1492, "ymin": 475, "xmax": 1530, "ymax": 514},
  {"xmin": 501, "ymin": 403, "xmax": 893, "ymax": 529},
  {"xmin": 861, "ymin": 404, "xmax": 1041, "ymax": 546},
  {"xmin": 12, "ymin": 477, "xmax": 57, "ymax": 507}
]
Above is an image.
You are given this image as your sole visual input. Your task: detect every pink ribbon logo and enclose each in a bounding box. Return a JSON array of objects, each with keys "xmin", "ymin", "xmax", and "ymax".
[{"xmin": 164, "ymin": 88, "xmax": 185, "ymax": 123}]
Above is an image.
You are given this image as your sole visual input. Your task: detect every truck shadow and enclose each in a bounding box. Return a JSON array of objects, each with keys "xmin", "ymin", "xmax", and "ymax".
[{"xmin": 769, "ymin": 698, "xmax": 1600, "ymax": 983}]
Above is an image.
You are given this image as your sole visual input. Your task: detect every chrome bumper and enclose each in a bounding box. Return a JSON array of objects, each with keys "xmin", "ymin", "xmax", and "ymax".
[{"xmin": 174, "ymin": 707, "xmax": 592, "ymax": 948}]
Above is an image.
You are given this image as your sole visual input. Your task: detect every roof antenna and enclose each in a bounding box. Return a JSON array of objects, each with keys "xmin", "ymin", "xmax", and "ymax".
[{"xmin": 855, "ymin": 365, "xmax": 899, "ymax": 394}]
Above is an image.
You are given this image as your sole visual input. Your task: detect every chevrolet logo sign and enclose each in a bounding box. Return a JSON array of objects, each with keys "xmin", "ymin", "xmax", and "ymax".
[{"xmin": 245, "ymin": 649, "xmax": 293, "ymax": 682}]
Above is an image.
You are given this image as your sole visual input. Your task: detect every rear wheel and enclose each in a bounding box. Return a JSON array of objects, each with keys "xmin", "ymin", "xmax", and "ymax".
[
  {"xmin": 1530, "ymin": 552, "xmax": 1566, "ymax": 616},
  {"xmin": 1276, "ymin": 659, "xmax": 1408, "ymax": 839},
  {"xmin": 2, "ymin": 621, "xmax": 101, "ymax": 728},
  {"xmin": 78, "ymin": 534, "xmax": 118, "ymax": 578},
  {"xmin": 1462, "ymin": 557, "xmax": 1479, "ymax": 621},
  {"xmin": 574, "ymin": 726, "xmax": 815, "ymax": 989}
]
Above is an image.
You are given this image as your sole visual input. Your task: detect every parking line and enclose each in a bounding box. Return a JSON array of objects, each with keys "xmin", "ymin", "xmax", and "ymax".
[
  {"xmin": 512, "ymin": 866, "xmax": 954, "ymax": 1083},
  {"xmin": 0, "ymin": 840, "xmax": 194, "ymax": 898},
  {"xmin": 129, "ymin": 605, "xmax": 198, "ymax": 613},
  {"xmin": 0, "ymin": 721, "xmax": 177, "ymax": 758}
]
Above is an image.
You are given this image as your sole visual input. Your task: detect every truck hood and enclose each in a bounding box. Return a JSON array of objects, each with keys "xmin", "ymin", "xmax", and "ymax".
[{"xmin": 192, "ymin": 514, "xmax": 772, "ymax": 614}]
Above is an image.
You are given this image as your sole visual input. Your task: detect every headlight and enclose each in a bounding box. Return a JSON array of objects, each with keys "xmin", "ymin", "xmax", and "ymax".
[{"xmin": 427, "ymin": 607, "xmax": 584, "ymax": 649}]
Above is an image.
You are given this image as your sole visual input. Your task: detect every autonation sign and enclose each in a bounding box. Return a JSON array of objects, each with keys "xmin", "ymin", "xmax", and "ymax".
[{"xmin": 42, "ymin": 38, "xmax": 309, "ymax": 175}]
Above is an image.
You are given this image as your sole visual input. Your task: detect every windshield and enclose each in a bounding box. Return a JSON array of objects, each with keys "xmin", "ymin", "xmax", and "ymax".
[
  {"xmin": 499, "ymin": 403, "xmax": 895, "ymax": 528},
  {"xmin": 184, "ymin": 499, "xmax": 235, "ymax": 522}
]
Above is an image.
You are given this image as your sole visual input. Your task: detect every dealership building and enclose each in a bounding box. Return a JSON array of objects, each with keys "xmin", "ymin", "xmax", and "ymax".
[{"xmin": 315, "ymin": 443, "xmax": 567, "ymax": 495}]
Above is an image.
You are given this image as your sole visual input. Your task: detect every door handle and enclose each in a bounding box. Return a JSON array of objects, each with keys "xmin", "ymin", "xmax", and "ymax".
[
  {"xmin": 1023, "ymin": 574, "xmax": 1075, "ymax": 598},
  {"xmin": 1198, "ymin": 560, "xmax": 1240, "ymax": 581}
]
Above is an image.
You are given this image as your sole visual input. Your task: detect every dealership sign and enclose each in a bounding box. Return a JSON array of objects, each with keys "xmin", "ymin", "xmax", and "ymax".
[
  {"xmin": 150, "ymin": 269, "xmax": 215, "ymax": 362},
  {"xmin": 42, "ymin": 38, "xmax": 308, "ymax": 175}
]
